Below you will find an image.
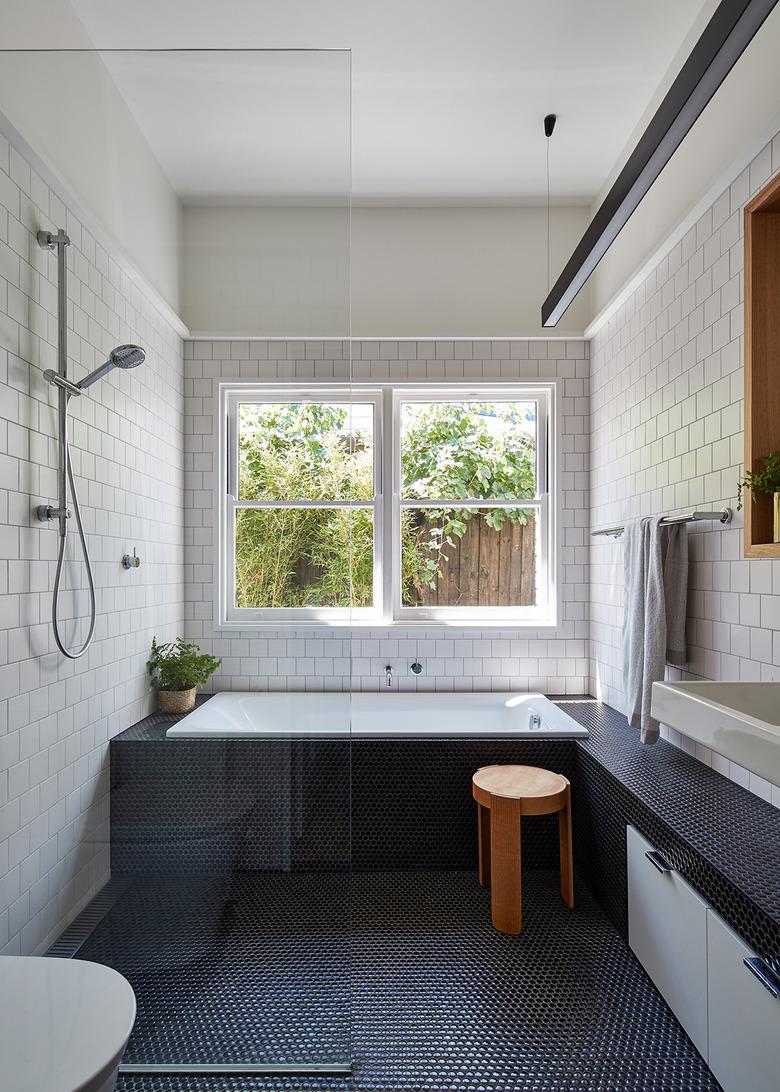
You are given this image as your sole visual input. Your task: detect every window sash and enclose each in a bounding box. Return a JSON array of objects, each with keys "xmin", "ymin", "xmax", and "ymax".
[
  {"xmin": 223, "ymin": 388, "xmax": 382, "ymax": 622},
  {"xmin": 231, "ymin": 392, "xmax": 380, "ymax": 505},
  {"xmin": 228, "ymin": 505, "xmax": 379, "ymax": 621},
  {"xmin": 394, "ymin": 499, "xmax": 548, "ymax": 622},
  {"xmin": 391, "ymin": 387, "xmax": 552, "ymax": 623},
  {"xmin": 395, "ymin": 389, "xmax": 547, "ymax": 503}
]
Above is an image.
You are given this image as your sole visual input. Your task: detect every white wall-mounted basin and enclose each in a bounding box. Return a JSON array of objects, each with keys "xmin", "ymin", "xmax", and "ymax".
[{"xmin": 651, "ymin": 682, "xmax": 780, "ymax": 785}]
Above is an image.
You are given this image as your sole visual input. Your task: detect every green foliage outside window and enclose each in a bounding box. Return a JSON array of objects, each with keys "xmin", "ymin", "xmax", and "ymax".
[
  {"xmin": 236, "ymin": 404, "xmax": 374, "ymax": 608},
  {"xmin": 239, "ymin": 403, "xmax": 373, "ymax": 502},
  {"xmin": 234, "ymin": 400, "xmax": 537, "ymax": 609},
  {"xmin": 400, "ymin": 402, "xmax": 536, "ymax": 596}
]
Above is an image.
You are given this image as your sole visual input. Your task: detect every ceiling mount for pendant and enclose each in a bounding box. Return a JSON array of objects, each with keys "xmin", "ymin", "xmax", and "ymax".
[{"xmin": 544, "ymin": 113, "xmax": 557, "ymax": 138}]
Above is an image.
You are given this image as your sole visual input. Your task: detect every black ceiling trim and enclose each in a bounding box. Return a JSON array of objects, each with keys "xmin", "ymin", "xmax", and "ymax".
[{"xmin": 541, "ymin": 0, "xmax": 779, "ymax": 327}]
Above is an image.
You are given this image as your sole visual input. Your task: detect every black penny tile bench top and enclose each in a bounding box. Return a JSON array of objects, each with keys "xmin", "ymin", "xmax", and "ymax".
[{"xmin": 560, "ymin": 698, "xmax": 780, "ymax": 936}]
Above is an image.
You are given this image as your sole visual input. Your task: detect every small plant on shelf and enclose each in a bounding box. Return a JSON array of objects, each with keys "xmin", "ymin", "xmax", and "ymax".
[
  {"xmin": 737, "ymin": 449, "xmax": 780, "ymax": 542},
  {"xmin": 736, "ymin": 450, "xmax": 780, "ymax": 507},
  {"xmin": 147, "ymin": 637, "xmax": 221, "ymax": 715}
]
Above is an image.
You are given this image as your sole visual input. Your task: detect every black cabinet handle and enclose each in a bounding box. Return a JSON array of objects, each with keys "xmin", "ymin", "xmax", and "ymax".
[{"xmin": 744, "ymin": 957, "xmax": 780, "ymax": 999}]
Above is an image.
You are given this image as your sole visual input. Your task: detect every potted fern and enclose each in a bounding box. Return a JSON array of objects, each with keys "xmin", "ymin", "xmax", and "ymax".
[
  {"xmin": 737, "ymin": 450, "xmax": 780, "ymax": 542},
  {"xmin": 147, "ymin": 637, "xmax": 221, "ymax": 714}
]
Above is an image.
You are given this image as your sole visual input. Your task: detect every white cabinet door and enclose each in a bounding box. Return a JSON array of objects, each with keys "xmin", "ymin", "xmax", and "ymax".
[
  {"xmin": 627, "ymin": 825, "xmax": 709, "ymax": 1058},
  {"xmin": 707, "ymin": 909, "xmax": 780, "ymax": 1092}
]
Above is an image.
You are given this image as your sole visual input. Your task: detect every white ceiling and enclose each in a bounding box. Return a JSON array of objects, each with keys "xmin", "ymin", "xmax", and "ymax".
[
  {"xmin": 71, "ymin": 0, "xmax": 708, "ymax": 205},
  {"xmin": 99, "ymin": 51, "xmax": 352, "ymax": 204}
]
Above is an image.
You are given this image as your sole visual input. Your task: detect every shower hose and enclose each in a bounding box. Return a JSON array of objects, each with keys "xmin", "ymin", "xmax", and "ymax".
[{"xmin": 52, "ymin": 393, "xmax": 96, "ymax": 659}]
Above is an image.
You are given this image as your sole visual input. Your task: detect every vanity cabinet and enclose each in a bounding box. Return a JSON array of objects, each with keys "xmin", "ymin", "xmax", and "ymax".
[
  {"xmin": 627, "ymin": 825, "xmax": 780, "ymax": 1091},
  {"xmin": 627, "ymin": 825, "xmax": 709, "ymax": 1056},
  {"xmin": 707, "ymin": 909, "xmax": 780, "ymax": 1092}
]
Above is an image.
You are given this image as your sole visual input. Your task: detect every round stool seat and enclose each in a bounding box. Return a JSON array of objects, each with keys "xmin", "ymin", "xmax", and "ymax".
[
  {"xmin": 473, "ymin": 764, "xmax": 569, "ymax": 812},
  {"xmin": 472, "ymin": 764, "xmax": 574, "ymax": 934},
  {"xmin": 0, "ymin": 957, "xmax": 136, "ymax": 1092}
]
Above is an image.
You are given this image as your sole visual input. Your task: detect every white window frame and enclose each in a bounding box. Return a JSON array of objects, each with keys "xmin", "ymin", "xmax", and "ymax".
[
  {"xmin": 216, "ymin": 380, "xmax": 558, "ymax": 628},
  {"xmin": 218, "ymin": 385, "xmax": 383, "ymax": 625},
  {"xmin": 390, "ymin": 385, "xmax": 556, "ymax": 626}
]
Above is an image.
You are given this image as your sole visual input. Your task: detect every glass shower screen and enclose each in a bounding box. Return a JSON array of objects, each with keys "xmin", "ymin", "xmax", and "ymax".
[{"xmin": 0, "ymin": 48, "xmax": 352, "ymax": 1076}]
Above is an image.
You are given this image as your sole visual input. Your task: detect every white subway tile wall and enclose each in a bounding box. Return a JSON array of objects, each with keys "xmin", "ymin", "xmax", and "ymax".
[
  {"xmin": 589, "ymin": 132, "xmax": 780, "ymax": 809},
  {"xmin": 184, "ymin": 338, "xmax": 590, "ymax": 695},
  {"xmin": 5, "ymin": 110, "xmax": 779, "ymax": 956},
  {"xmin": 0, "ymin": 136, "xmax": 185, "ymax": 954}
]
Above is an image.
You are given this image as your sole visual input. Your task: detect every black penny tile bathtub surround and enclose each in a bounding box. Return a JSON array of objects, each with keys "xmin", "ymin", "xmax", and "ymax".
[
  {"xmin": 112, "ymin": 701, "xmax": 574, "ymax": 873},
  {"xmin": 110, "ymin": 736, "xmax": 350, "ymax": 873},
  {"xmin": 111, "ymin": 695, "xmax": 780, "ymax": 963},
  {"xmin": 112, "ymin": 737, "xmax": 573, "ymax": 873},
  {"xmin": 352, "ymin": 738, "xmax": 574, "ymax": 869}
]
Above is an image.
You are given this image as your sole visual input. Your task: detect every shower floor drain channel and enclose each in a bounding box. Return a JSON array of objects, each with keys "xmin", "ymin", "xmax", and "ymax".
[
  {"xmin": 119, "ymin": 1064, "xmax": 352, "ymax": 1075},
  {"xmin": 46, "ymin": 877, "xmax": 133, "ymax": 958}
]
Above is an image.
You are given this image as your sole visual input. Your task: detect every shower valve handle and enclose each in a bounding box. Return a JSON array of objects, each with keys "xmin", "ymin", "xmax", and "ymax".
[
  {"xmin": 122, "ymin": 547, "xmax": 141, "ymax": 570},
  {"xmin": 37, "ymin": 505, "xmax": 70, "ymax": 523}
]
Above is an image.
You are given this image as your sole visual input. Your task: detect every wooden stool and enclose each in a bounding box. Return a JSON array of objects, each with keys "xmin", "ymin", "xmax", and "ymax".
[{"xmin": 472, "ymin": 764, "xmax": 574, "ymax": 934}]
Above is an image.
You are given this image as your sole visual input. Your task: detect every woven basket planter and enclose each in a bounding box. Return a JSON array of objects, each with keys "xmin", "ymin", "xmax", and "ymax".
[{"xmin": 158, "ymin": 687, "xmax": 197, "ymax": 715}]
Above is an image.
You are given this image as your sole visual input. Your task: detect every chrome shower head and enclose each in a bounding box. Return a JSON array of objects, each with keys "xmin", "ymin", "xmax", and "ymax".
[
  {"xmin": 76, "ymin": 344, "xmax": 146, "ymax": 391},
  {"xmin": 110, "ymin": 344, "xmax": 146, "ymax": 369}
]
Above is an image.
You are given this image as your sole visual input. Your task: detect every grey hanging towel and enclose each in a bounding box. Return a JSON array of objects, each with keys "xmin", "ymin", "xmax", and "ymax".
[{"xmin": 622, "ymin": 516, "xmax": 689, "ymax": 744}]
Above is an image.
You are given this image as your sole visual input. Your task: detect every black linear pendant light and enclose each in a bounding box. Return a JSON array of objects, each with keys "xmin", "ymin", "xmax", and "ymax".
[{"xmin": 541, "ymin": 0, "xmax": 779, "ymax": 327}]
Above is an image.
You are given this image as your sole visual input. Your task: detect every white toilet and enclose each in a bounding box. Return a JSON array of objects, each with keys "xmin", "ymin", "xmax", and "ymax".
[{"xmin": 0, "ymin": 957, "xmax": 136, "ymax": 1092}]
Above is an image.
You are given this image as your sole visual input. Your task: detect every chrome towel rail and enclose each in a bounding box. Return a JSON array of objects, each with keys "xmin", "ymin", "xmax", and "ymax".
[{"xmin": 591, "ymin": 508, "xmax": 732, "ymax": 538}]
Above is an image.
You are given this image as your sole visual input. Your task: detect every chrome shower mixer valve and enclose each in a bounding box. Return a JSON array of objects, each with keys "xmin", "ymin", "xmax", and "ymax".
[
  {"xmin": 36, "ymin": 504, "xmax": 70, "ymax": 522},
  {"xmin": 122, "ymin": 547, "xmax": 141, "ymax": 570}
]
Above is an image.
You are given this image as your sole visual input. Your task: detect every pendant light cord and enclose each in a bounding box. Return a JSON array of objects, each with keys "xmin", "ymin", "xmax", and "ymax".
[
  {"xmin": 546, "ymin": 136, "xmax": 551, "ymax": 293},
  {"xmin": 543, "ymin": 113, "xmax": 556, "ymax": 295}
]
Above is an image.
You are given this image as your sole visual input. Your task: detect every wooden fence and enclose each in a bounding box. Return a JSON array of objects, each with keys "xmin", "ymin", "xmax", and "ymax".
[
  {"xmin": 409, "ymin": 512, "xmax": 536, "ymax": 607},
  {"xmin": 289, "ymin": 510, "xmax": 537, "ymax": 607}
]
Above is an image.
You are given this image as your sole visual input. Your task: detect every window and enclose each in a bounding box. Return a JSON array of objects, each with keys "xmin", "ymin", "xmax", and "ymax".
[
  {"xmin": 223, "ymin": 390, "xmax": 381, "ymax": 623},
  {"xmin": 394, "ymin": 390, "xmax": 550, "ymax": 622},
  {"xmin": 219, "ymin": 384, "xmax": 555, "ymax": 626}
]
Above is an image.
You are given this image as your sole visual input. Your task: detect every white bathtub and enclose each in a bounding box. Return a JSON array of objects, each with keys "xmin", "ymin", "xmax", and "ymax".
[{"xmin": 165, "ymin": 692, "xmax": 588, "ymax": 739}]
